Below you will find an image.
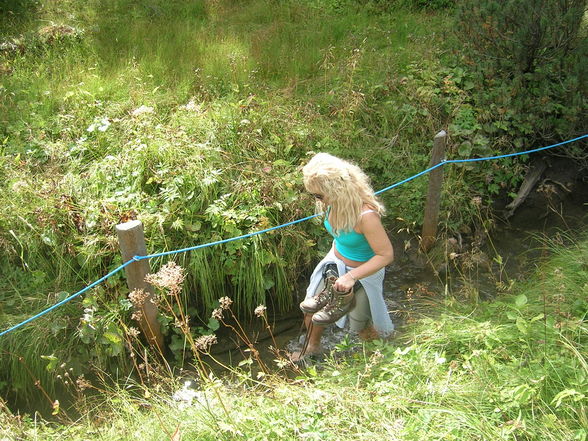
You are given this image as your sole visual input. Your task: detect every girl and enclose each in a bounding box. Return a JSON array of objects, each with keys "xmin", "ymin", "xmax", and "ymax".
[{"xmin": 293, "ymin": 153, "xmax": 395, "ymax": 360}]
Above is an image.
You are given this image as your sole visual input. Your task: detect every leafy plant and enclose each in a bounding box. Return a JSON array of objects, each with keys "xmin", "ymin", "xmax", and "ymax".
[{"xmin": 455, "ymin": 0, "xmax": 588, "ymax": 155}]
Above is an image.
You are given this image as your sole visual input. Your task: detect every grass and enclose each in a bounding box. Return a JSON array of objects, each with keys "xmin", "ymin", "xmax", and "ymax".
[
  {"xmin": 1, "ymin": 0, "xmax": 582, "ymax": 410},
  {"xmin": 1, "ymin": 234, "xmax": 587, "ymax": 440},
  {"xmin": 1, "ymin": 3, "xmax": 450, "ymax": 319}
]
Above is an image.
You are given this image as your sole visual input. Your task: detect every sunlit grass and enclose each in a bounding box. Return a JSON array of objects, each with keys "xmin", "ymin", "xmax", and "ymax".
[
  {"xmin": 1, "ymin": 0, "xmax": 472, "ymax": 405},
  {"xmin": 2, "ymin": 235, "xmax": 586, "ymax": 440}
]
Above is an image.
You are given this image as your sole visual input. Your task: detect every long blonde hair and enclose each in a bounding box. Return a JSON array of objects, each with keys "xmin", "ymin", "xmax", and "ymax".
[{"xmin": 302, "ymin": 152, "xmax": 385, "ymax": 234}]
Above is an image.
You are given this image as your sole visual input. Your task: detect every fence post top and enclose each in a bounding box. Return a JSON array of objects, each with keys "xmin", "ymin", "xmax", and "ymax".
[
  {"xmin": 435, "ymin": 130, "xmax": 447, "ymax": 139},
  {"xmin": 116, "ymin": 219, "xmax": 143, "ymax": 231}
]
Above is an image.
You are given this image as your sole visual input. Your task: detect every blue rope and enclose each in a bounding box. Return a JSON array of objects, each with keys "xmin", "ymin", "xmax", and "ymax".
[
  {"xmin": 375, "ymin": 133, "xmax": 588, "ymax": 194},
  {"xmin": 1, "ymin": 133, "xmax": 586, "ymax": 337},
  {"xmin": 135, "ymin": 214, "xmax": 319, "ymax": 261},
  {"xmin": 0, "ymin": 260, "xmax": 136, "ymax": 337}
]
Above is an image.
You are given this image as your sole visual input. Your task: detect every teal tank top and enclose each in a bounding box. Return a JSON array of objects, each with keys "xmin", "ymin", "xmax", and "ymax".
[{"xmin": 324, "ymin": 209, "xmax": 376, "ymax": 262}]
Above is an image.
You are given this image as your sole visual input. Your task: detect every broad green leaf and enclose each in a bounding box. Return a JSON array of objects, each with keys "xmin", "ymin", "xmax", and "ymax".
[
  {"xmin": 41, "ymin": 354, "xmax": 58, "ymax": 372},
  {"xmin": 103, "ymin": 331, "xmax": 122, "ymax": 344},
  {"xmin": 515, "ymin": 294, "xmax": 528, "ymax": 307},
  {"xmin": 530, "ymin": 313, "xmax": 545, "ymax": 322},
  {"xmin": 551, "ymin": 389, "xmax": 586, "ymax": 408},
  {"xmin": 516, "ymin": 317, "xmax": 528, "ymax": 334}
]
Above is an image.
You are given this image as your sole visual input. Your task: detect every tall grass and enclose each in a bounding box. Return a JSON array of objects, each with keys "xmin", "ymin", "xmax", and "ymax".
[
  {"xmin": 2, "ymin": 235, "xmax": 586, "ymax": 440},
  {"xmin": 0, "ymin": 0, "xmax": 483, "ymax": 403}
]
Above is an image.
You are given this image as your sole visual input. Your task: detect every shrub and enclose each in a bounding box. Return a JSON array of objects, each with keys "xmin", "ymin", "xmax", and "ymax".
[{"xmin": 455, "ymin": 0, "xmax": 588, "ymax": 151}]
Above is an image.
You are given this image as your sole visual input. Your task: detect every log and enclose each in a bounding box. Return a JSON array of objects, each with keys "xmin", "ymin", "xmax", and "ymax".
[
  {"xmin": 504, "ymin": 158, "xmax": 547, "ymax": 219},
  {"xmin": 421, "ymin": 131, "xmax": 447, "ymax": 252},
  {"xmin": 116, "ymin": 220, "xmax": 164, "ymax": 352}
]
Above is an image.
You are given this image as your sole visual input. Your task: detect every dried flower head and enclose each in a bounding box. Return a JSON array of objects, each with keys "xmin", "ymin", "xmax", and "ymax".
[
  {"xmin": 174, "ymin": 316, "xmax": 190, "ymax": 330},
  {"xmin": 145, "ymin": 262, "xmax": 185, "ymax": 295},
  {"xmin": 218, "ymin": 296, "xmax": 233, "ymax": 310},
  {"xmin": 127, "ymin": 327, "xmax": 141, "ymax": 338},
  {"xmin": 194, "ymin": 334, "xmax": 217, "ymax": 351},
  {"xmin": 471, "ymin": 196, "xmax": 482, "ymax": 206},
  {"xmin": 131, "ymin": 310, "xmax": 144, "ymax": 322},
  {"xmin": 76, "ymin": 375, "xmax": 92, "ymax": 391},
  {"xmin": 211, "ymin": 308, "xmax": 223, "ymax": 320},
  {"xmin": 129, "ymin": 289, "xmax": 148, "ymax": 307},
  {"xmin": 254, "ymin": 305, "xmax": 267, "ymax": 318}
]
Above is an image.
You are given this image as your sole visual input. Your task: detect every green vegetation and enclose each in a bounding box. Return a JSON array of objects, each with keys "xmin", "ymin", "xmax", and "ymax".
[
  {"xmin": 2, "ymin": 234, "xmax": 587, "ymax": 440},
  {"xmin": 0, "ymin": 0, "xmax": 586, "ymax": 415},
  {"xmin": 0, "ymin": 0, "xmax": 455, "ymax": 400},
  {"xmin": 456, "ymin": 0, "xmax": 587, "ymax": 163}
]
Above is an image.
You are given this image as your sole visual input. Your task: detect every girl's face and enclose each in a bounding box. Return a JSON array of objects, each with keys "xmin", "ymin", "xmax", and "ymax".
[
  {"xmin": 305, "ymin": 177, "xmax": 332, "ymax": 206},
  {"xmin": 310, "ymin": 192, "xmax": 325, "ymax": 202},
  {"xmin": 306, "ymin": 185, "xmax": 329, "ymax": 206}
]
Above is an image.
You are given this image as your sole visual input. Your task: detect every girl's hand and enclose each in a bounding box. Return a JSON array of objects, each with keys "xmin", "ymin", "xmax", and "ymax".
[{"xmin": 334, "ymin": 272, "xmax": 356, "ymax": 293}]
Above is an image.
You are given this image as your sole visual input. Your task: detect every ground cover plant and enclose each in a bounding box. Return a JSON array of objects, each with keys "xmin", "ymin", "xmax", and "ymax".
[
  {"xmin": 1, "ymin": 232, "xmax": 587, "ymax": 440},
  {"xmin": 1, "ymin": 0, "xmax": 586, "ymax": 412}
]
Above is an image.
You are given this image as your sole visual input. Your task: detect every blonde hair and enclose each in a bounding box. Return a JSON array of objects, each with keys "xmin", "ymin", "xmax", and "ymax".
[{"xmin": 302, "ymin": 152, "xmax": 385, "ymax": 234}]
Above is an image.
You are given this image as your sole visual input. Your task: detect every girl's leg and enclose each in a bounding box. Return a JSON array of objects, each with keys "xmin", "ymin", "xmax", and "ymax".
[
  {"xmin": 303, "ymin": 313, "xmax": 325, "ymax": 352},
  {"xmin": 292, "ymin": 278, "xmax": 328, "ymax": 361},
  {"xmin": 348, "ymin": 286, "xmax": 378, "ymax": 341},
  {"xmin": 291, "ymin": 314, "xmax": 325, "ymax": 361}
]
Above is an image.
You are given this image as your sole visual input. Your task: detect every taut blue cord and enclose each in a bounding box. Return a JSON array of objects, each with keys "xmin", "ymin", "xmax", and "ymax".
[
  {"xmin": 1, "ymin": 133, "xmax": 586, "ymax": 337},
  {"xmin": 0, "ymin": 260, "xmax": 136, "ymax": 337},
  {"xmin": 135, "ymin": 214, "xmax": 319, "ymax": 261}
]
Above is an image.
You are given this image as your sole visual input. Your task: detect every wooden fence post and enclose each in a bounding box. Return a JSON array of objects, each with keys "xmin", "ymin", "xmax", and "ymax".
[
  {"xmin": 421, "ymin": 130, "xmax": 447, "ymax": 252},
  {"xmin": 116, "ymin": 220, "xmax": 164, "ymax": 352}
]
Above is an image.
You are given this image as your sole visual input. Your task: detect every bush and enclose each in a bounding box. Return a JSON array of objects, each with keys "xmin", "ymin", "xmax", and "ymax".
[
  {"xmin": 300, "ymin": 0, "xmax": 454, "ymax": 12},
  {"xmin": 455, "ymin": 0, "xmax": 588, "ymax": 151}
]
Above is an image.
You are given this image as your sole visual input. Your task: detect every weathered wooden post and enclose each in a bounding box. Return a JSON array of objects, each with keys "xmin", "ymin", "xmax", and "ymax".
[
  {"xmin": 116, "ymin": 220, "xmax": 164, "ymax": 352},
  {"xmin": 421, "ymin": 130, "xmax": 447, "ymax": 252}
]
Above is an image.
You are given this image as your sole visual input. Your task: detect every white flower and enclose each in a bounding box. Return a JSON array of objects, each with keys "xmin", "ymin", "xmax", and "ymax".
[
  {"xmin": 132, "ymin": 105, "xmax": 154, "ymax": 116},
  {"xmin": 97, "ymin": 118, "xmax": 111, "ymax": 131},
  {"xmin": 182, "ymin": 100, "xmax": 202, "ymax": 112}
]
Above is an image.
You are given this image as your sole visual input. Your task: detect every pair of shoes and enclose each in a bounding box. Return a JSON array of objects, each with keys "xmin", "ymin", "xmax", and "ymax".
[
  {"xmin": 311, "ymin": 288, "xmax": 355, "ymax": 326},
  {"xmin": 299, "ymin": 264, "xmax": 339, "ymax": 314},
  {"xmin": 299, "ymin": 264, "xmax": 355, "ymax": 326}
]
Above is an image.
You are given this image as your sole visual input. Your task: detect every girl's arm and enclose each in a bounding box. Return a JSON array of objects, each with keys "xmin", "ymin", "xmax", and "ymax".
[{"xmin": 333, "ymin": 212, "xmax": 394, "ymax": 292}]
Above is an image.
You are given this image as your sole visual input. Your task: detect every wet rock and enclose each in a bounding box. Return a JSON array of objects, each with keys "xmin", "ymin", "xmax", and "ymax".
[{"xmin": 285, "ymin": 323, "xmax": 359, "ymax": 357}]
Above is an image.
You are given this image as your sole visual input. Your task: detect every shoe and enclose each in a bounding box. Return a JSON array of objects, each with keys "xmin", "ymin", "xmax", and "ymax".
[
  {"xmin": 299, "ymin": 264, "xmax": 339, "ymax": 314},
  {"xmin": 311, "ymin": 288, "xmax": 356, "ymax": 326},
  {"xmin": 300, "ymin": 275, "xmax": 336, "ymax": 313}
]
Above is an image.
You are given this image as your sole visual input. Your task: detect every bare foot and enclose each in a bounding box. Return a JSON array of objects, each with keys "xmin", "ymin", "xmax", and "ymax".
[
  {"xmin": 290, "ymin": 346, "xmax": 322, "ymax": 362},
  {"xmin": 359, "ymin": 325, "xmax": 379, "ymax": 342}
]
